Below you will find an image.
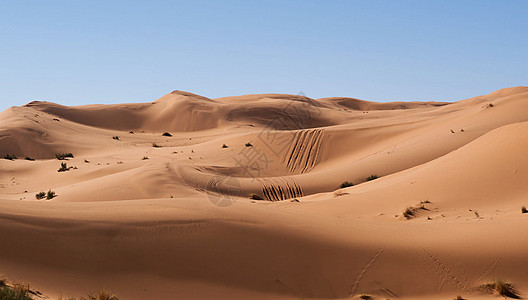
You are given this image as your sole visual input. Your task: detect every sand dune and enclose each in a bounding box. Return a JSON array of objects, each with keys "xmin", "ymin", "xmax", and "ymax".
[{"xmin": 1, "ymin": 87, "xmax": 528, "ymax": 299}]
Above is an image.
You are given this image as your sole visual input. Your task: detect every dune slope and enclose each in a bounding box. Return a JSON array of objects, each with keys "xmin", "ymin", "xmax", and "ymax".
[{"xmin": 1, "ymin": 87, "xmax": 528, "ymax": 299}]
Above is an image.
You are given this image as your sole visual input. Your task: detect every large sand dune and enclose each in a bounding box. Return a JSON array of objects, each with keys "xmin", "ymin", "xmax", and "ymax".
[{"xmin": 1, "ymin": 87, "xmax": 528, "ymax": 299}]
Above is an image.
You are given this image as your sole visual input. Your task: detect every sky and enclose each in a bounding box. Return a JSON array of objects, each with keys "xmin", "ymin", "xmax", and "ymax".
[{"xmin": 0, "ymin": 0, "xmax": 527, "ymax": 112}]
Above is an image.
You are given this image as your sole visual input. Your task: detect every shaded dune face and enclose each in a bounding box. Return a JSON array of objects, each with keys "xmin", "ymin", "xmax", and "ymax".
[{"xmin": 1, "ymin": 86, "xmax": 528, "ymax": 299}]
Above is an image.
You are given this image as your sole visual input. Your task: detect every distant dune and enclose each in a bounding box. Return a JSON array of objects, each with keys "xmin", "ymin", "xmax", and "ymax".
[{"xmin": 1, "ymin": 87, "xmax": 528, "ymax": 299}]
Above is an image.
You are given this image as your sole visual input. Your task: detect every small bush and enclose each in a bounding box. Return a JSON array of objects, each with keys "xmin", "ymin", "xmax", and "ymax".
[
  {"xmin": 403, "ymin": 207, "xmax": 415, "ymax": 219},
  {"xmin": 340, "ymin": 181, "xmax": 354, "ymax": 188},
  {"xmin": 142, "ymin": 156, "xmax": 149, "ymax": 160},
  {"xmin": 245, "ymin": 142, "xmax": 252, "ymax": 147},
  {"xmin": 222, "ymin": 144, "xmax": 228, "ymax": 148},
  {"xmin": 83, "ymin": 288, "xmax": 119, "ymax": 300},
  {"xmin": 129, "ymin": 131, "xmax": 134, "ymax": 134},
  {"xmin": 46, "ymin": 190, "xmax": 56, "ymax": 200},
  {"xmin": 334, "ymin": 190, "xmax": 348, "ymax": 197},
  {"xmin": 481, "ymin": 279, "xmax": 521, "ymax": 299},
  {"xmin": 55, "ymin": 153, "xmax": 74, "ymax": 160},
  {"xmin": 0, "ymin": 282, "xmax": 33, "ymax": 300},
  {"xmin": 162, "ymin": 132, "xmax": 172, "ymax": 137},
  {"xmin": 359, "ymin": 295, "xmax": 372, "ymax": 300},
  {"xmin": 24, "ymin": 157, "xmax": 35, "ymax": 161},
  {"xmin": 35, "ymin": 192, "xmax": 46, "ymax": 200},
  {"xmin": 58, "ymin": 162, "xmax": 70, "ymax": 172},
  {"xmin": 152, "ymin": 143, "xmax": 161, "ymax": 148},
  {"xmin": 249, "ymin": 194, "xmax": 263, "ymax": 200},
  {"xmin": 366, "ymin": 175, "xmax": 378, "ymax": 181},
  {"xmin": 3, "ymin": 154, "xmax": 17, "ymax": 160},
  {"xmin": 112, "ymin": 136, "xmax": 120, "ymax": 140},
  {"xmin": 522, "ymin": 206, "xmax": 527, "ymax": 214}
]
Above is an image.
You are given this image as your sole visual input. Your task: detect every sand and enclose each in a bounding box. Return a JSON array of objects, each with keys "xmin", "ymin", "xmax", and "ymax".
[{"xmin": 1, "ymin": 87, "xmax": 528, "ymax": 299}]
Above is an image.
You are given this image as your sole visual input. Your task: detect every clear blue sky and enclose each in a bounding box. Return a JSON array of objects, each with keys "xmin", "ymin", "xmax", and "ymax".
[{"xmin": 1, "ymin": 0, "xmax": 527, "ymax": 112}]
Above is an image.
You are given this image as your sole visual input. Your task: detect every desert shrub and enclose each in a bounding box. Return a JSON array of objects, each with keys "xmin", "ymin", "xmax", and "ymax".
[
  {"xmin": 366, "ymin": 175, "xmax": 378, "ymax": 181},
  {"xmin": 129, "ymin": 131, "xmax": 134, "ymax": 134},
  {"xmin": 480, "ymin": 279, "xmax": 521, "ymax": 299},
  {"xmin": 249, "ymin": 194, "xmax": 264, "ymax": 200},
  {"xmin": 77, "ymin": 288, "xmax": 119, "ymax": 300},
  {"xmin": 340, "ymin": 181, "xmax": 354, "ymax": 188},
  {"xmin": 453, "ymin": 296, "xmax": 465, "ymax": 300},
  {"xmin": 0, "ymin": 282, "xmax": 33, "ymax": 300},
  {"xmin": 24, "ymin": 157, "xmax": 35, "ymax": 161},
  {"xmin": 46, "ymin": 190, "xmax": 56, "ymax": 200},
  {"xmin": 162, "ymin": 132, "xmax": 172, "ymax": 137},
  {"xmin": 55, "ymin": 153, "xmax": 74, "ymax": 160},
  {"xmin": 112, "ymin": 136, "xmax": 120, "ymax": 140},
  {"xmin": 245, "ymin": 142, "xmax": 252, "ymax": 147},
  {"xmin": 334, "ymin": 190, "xmax": 348, "ymax": 197},
  {"xmin": 359, "ymin": 295, "xmax": 372, "ymax": 300},
  {"xmin": 3, "ymin": 154, "xmax": 17, "ymax": 160},
  {"xmin": 142, "ymin": 156, "xmax": 149, "ymax": 160},
  {"xmin": 58, "ymin": 162, "xmax": 70, "ymax": 172},
  {"xmin": 403, "ymin": 207, "xmax": 415, "ymax": 219},
  {"xmin": 152, "ymin": 143, "xmax": 161, "ymax": 148},
  {"xmin": 522, "ymin": 206, "xmax": 527, "ymax": 214},
  {"xmin": 222, "ymin": 144, "xmax": 228, "ymax": 148},
  {"xmin": 35, "ymin": 192, "xmax": 46, "ymax": 200}
]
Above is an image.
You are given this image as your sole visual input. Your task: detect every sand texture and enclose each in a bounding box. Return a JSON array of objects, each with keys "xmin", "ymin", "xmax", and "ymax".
[{"xmin": 1, "ymin": 87, "xmax": 528, "ymax": 299}]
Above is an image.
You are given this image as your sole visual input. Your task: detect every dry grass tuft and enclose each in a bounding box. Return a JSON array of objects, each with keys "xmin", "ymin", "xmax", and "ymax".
[
  {"xmin": 249, "ymin": 193, "xmax": 264, "ymax": 200},
  {"xmin": 479, "ymin": 279, "xmax": 521, "ymax": 299}
]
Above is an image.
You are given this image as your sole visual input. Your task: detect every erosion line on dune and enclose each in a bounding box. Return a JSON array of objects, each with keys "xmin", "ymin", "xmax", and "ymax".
[
  {"xmin": 285, "ymin": 131, "xmax": 302, "ymax": 170},
  {"xmin": 302, "ymin": 129, "xmax": 323, "ymax": 173}
]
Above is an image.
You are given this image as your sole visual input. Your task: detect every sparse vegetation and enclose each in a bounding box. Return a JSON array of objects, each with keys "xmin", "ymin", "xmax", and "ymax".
[
  {"xmin": 46, "ymin": 190, "xmax": 56, "ymax": 200},
  {"xmin": 249, "ymin": 194, "xmax": 263, "ymax": 200},
  {"xmin": 334, "ymin": 190, "xmax": 348, "ymax": 197},
  {"xmin": 480, "ymin": 279, "xmax": 521, "ymax": 299},
  {"xmin": 24, "ymin": 157, "xmax": 35, "ymax": 161},
  {"xmin": 162, "ymin": 132, "xmax": 172, "ymax": 137},
  {"xmin": 245, "ymin": 142, "xmax": 252, "ymax": 147},
  {"xmin": 58, "ymin": 162, "xmax": 71, "ymax": 172},
  {"xmin": 366, "ymin": 175, "xmax": 378, "ymax": 181},
  {"xmin": 35, "ymin": 192, "xmax": 46, "ymax": 200},
  {"xmin": 129, "ymin": 131, "xmax": 134, "ymax": 134},
  {"xmin": 1, "ymin": 279, "xmax": 119, "ymax": 300},
  {"xmin": 402, "ymin": 201, "xmax": 431, "ymax": 220},
  {"xmin": 3, "ymin": 154, "xmax": 17, "ymax": 160},
  {"xmin": 340, "ymin": 181, "xmax": 354, "ymax": 188},
  {"xmin": 55, "ymin": 153, "xmax": 74, "ymax": 160},
  {"xmin": 222, "ymin": 144, "xmax": 228, "ymax": 148},
  {"xmin": 84, "ymin": 159, "xmax": 90, "ymax": 163},
  {"xmin": 112, "ymin": 136, "xmax": 120, "ymax": 140},
  {"xmin": 522, "ymin": 206, "xmax": 527, "ymax": 214},
  {"xmin": 403, "ymin": 207, "xmax": 415, "ymax": 219},
  {"xmin": 152, "ymin": 143, "xmax": 161, "ymax": 148},
  {"xmin": 0, "ymin": 281, "xmax": 33, "ymax": 300},
  {"xmin": 142, "ymin": 156, "xmax": 149, "ymax": 160},
  {"xmin": 80, "ymin": 288, "xmax": 119, "ymax": 300}
]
